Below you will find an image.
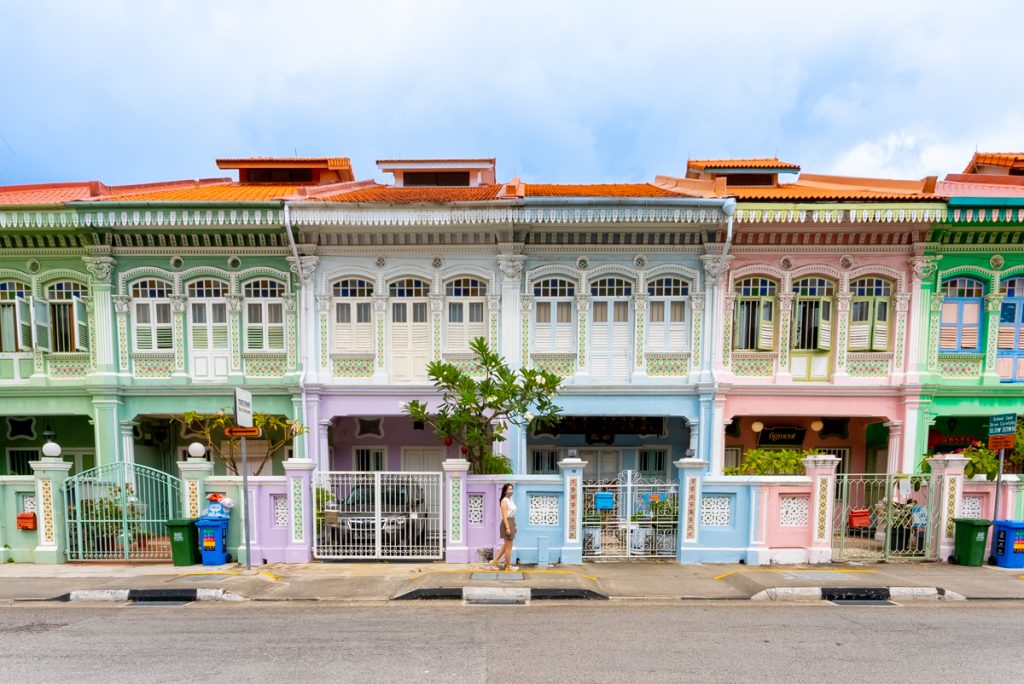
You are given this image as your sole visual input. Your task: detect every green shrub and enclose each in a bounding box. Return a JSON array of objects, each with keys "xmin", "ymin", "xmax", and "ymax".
[{"xmin": 723, "ymin": 448, "xmax": 809, "ymax": 476}]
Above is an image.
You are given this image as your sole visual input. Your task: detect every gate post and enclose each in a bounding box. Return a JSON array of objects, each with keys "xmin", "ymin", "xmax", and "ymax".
[
  {"xmin": 802, "ymin": 455, "xmax": 841, "ymax": 564},
  {"xmin": 178, "ymin": 458, "xmax": 215, "ymax": 519},
  {"xmin": 928, "ymin": 454, "xmax": 969, "ymax": 562},
  {"xmin": 558, "ymin": 457, "xmax": 586, "ymax": 565},
  {"xmin": 283, "ymin": 458, "xmax": 316, "ymax": 563},
  {"xmin": 29, "ymin": 455, "xmax": 73, "ymax": 564},
  {"xmin": 443, "ymin": 458, "xmax": 471, "ymax": 563},
  {"xmin": 676, "ymin": 458, "xmax": 707, "ymax": 563}
]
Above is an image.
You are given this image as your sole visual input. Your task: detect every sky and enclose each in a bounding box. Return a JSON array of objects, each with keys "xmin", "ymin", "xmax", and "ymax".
[{"xmin": 1, "ymin": 0, "xmax": 1023, "ymax": 188}]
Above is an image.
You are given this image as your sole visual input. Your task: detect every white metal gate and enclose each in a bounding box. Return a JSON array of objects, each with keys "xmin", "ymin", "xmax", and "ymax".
[
  {"xmin": 833, "ymin": 473, "xmax": 940, "ymax": 562},
  {"xmin": 313, "ymin": 471, "xmax": 444, "ymax": 560},
  {"xmin": 64, "ymin": 462, "xmax": 182, "ymax": 562},
  {"xmin": 582, "ymin": 470, "xmax": 678, "ymax": 558}
]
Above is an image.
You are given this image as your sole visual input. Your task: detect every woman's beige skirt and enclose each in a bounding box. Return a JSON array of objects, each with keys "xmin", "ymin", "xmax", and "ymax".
[{"xmin": 499, "ymin": 517, "xmax": 517, "ymax": 541}]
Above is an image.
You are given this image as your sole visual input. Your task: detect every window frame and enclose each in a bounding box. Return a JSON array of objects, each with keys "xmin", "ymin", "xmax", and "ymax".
[
  {"xmin": 353, "ymin": 447, "xmax": 387, "ymax": 472},
  {"xmin": 790, "ymin": 277, "xmax": 835, "ymax": 352},
  {"xmin": 0, "ymin": 281, "xmax": 30, "ymax": 353},
  {"xmin": 332, "ymin": 279, "xmax": 375, "ymax": 354},
  {"xmin": 997, "ymin": 277, "xmax": 1024, "ymax": 381},
  {"xmin": 733, "ymin": 277, "xmax": 777, "ymax": 351},
  {"xmin": 939, "ymin": 277, "xmax": 985, "ymax": 354},
  {"xmin": 242, "ymin": 279, "xmax": 287, "ymax": 353},
  {"xmin": 533, "ymin": 278, "xmax": 576, "ymax": 354},
  {"xmin": 45, "ymin": 280, "xmax": 89, "ymax": 353},
  {"xmin": 444, "ymin": 277, "xmax": 488, "ymax": 353},
  {"xmin": 130, "ymin": 279, "xmax": 174, "ymax": 353},
  {"xmin": 646, "ymin": 277, "xmax": 690, "ymax": 352},
  {"xmin": 849, "ymin": 277, "xmax": 893, "ymax": 352}
]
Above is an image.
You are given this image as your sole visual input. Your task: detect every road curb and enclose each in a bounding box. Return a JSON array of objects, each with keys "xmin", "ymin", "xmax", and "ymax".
[
  {"xmin": 391, "ymin": 586, "xmax": 607, "ymax": 601},
  {"xmin": 750, "ymin": 586, "xmax": 966, "ymax": 602},
  {"xmin": 54, "ymin": 588, "xmax": 244, "ymax": 602}
]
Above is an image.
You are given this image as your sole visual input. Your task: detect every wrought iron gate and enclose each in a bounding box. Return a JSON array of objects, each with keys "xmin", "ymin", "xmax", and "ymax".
[
  {"xmin": 313, "ymin": 471, "xmax": 444, "ymax": 560},
  {"xmin": 64, "ymin": 462, "xmax": 182, "ymax": 562},
  {"xmin": 833, "ymin": 472, "xmax": 940, "ymax": 562},
  {"xmin": 582, "ymin": 471, "xmax": 679, "ymax": 558}
]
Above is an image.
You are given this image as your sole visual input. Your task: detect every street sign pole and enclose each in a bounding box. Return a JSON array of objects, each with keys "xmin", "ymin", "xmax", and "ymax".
[
  {"xmin": 241, "ymin": 436, "xmax": 251, "ymax": 571},
  {"xmin": 234, "ymin": 388, "xmax": 254, "ymax": 572},
  {"xmin": 986, "ymin": 413, "xmax": 1016, "ymax": 566}
]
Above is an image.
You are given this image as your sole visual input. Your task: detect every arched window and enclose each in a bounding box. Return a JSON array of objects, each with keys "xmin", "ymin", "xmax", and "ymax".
[
  {"xmin": 533, "ymin": 278, "xmax": 575, "ymax": 353},
  {"xmin": 445, "ymin": 278, "xmax": 487, "ymax": 353},
  {"xmin": 45, "ymin": 281, "xmax": 89, "ymax": 353},
  {"xmin": 389, "ymin": 278, "xmax": 431, "ymax": 382},
  {"xmin": 131, "ymin": 279, "xmax": 173, "ymax": 351},
  {"xmin": 791, "ymin": 277, "xmax": 835, "ymax": 351},
  {"xmin": 589, "ymin": 277, "xmax": 633, "ymax": 380},
  {"xmin": 647, "ymin": 277, "xmax": 690, "ymax": 352},
  {"xmin": 733, "ymin": 277, "xmax": 776, "ymax": 351},
  {"xmin": 243, "ymin": 279, "xmax": 286, "ymax": 352},
  {"xmin": 0, "ymin": 281, "xmax": 29, "ymax": 353},
  {"xmin": 332, "ymin": 279, "xmax": 374, "ymax": 354},
  {"xmin": 187, "ymin": 279, "xmax": 229, "ymax": 380},
  {"xmin": 849, "ymin": 277, "xmax": 892, "ymax": 351},
  {"xmin": 940, "ymin": 277, "xmax": 985, "ymax": 353},
  {"xmin": 997, "ymin": 277, "xmax": 1024, "ymax": 381}
]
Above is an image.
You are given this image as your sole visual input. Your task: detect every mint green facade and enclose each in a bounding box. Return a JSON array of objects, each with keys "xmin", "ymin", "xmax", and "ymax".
[
  {"xmin": 912, "ymin": 198, "xmax": 1024, "ymax": 466},
  {"xmin": 0, "ymin": 201, "xmax": 302, "ymax": 478}
]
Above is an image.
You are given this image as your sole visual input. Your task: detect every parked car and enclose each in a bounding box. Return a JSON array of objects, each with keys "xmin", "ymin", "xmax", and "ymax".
[{"xmin": 322, "ymin": 484, "xmax": 429, "ymax": 549}]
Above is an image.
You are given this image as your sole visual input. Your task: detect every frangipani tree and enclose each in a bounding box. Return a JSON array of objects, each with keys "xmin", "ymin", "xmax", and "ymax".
[
  {"xmin": 172, "ymin": 410, "xmax": 303, "ymax": 475},
  {"xmin": 403, "ymin": 337, "xmax": 563, "ymax": 474}
]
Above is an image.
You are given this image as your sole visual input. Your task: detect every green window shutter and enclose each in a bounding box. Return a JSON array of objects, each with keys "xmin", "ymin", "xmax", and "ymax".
[
  {"xmin": 848, "ymin": 299, "xmax": 871, "ymax": 351},
  {"xmin": 136, "ymin": 326, "xmax": 152, "ymax": 351},
  {"xmin": 871, "ymin": 299, "xmax": 890, "ymax": 351},
  {"xmin": 16, "ymin": 297, "xmax": 32, "ymax": 350},
  {"xmin": 156, "ymin": 325, "xmax": 173, "ymax": 350},
  {"xmin": 74, "ymin": 297, "xmax": 89, "ymax": 352},
  {"xmin": 267, "ymin": 324, "xmax": 285, "ymax": 350},
  {"xmin": 818, "ymin": 299, "xmax": 832, "ymax": 351},
  {"xmin": 31, "ymin": 297, "xmax": 50, "ymax": 353},
  {"xmin": 192, "ymin": 326, "xmax": 208, "ymax": 350},
  {"xmin": 246, "ymin": 325, "xmax": 263, "ymax": 351},
  {"xmin": 757, "ymin": 298, "xmax": 775, "ymax": 351}
]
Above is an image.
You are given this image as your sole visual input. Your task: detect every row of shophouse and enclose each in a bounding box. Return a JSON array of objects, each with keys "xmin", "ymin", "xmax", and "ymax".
[{"xmin": 0, "ymin": 152, "xmax": 1022, "ymax": 565}]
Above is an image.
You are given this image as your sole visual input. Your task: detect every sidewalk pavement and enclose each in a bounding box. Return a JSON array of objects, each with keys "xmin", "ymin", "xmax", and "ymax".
[{"xmin": 1, "ymin": 560, "xmax": 1022, "ymax": 603}]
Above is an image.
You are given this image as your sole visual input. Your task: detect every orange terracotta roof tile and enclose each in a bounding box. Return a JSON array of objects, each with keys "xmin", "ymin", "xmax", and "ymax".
[
  {"xmin": 688, "ymin": 157, "xmax": 800, "ymax": 172},
  {"xmin": 100, "ymin": 183, "xmax": 296, "ymax": 202},
  {"xmin": 216, "ymin": 157, "xmax": 351, "ymax": 170},
  {"xmin": 524, "ymin": 183, "xmax": 683, "ymax": 198},
  {"xmin": 0, "ymin": 182, "xmax": 101, "ymax": 205},
  {"xmin": 376, "ymin": 158, "xmax": 495, "ymax": 165},
  {"xmin": 728, "ymin": 184, "xmax": 940, "ymax": 201},
  {"xmin": 963, "ymin": 152, "xmax": 1024, "ymax": 173},
  {"xmin": 321, "ymin": 185, "xmax": 503, "ymax": 203}
]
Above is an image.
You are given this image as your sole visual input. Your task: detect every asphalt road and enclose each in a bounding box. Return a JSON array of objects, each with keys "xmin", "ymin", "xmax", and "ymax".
[{"xmin": 0, "ymin": 602, "xmax": 1017, "ymax": 683}]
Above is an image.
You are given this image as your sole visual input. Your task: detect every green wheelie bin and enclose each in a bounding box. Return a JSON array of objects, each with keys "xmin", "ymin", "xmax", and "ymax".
[
  {"xmin": 949, "ymin": 518, "xmax": 992, "ymax": 566},
  {"xmin": 167, "ymin": 518, "xmax": 201, "ymax": 566}
]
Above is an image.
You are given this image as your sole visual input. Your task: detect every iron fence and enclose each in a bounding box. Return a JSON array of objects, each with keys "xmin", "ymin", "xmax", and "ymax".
[
  {"xmin": 833, "ymin": 472, "xmax": 940, "ymax": 562},
  {"xmin": 582, "ymin": 470, "xmax": 679, "ymax": 558}
]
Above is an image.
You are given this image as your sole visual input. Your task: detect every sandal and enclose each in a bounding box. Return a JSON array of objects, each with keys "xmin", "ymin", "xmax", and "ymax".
[
  {"xmin": 489, "ymin": 561, "xmax": 502, "ymax": 571},
  {"xmin": 506, "ymin": 565, "xmax": 519, "ymax": 572}
]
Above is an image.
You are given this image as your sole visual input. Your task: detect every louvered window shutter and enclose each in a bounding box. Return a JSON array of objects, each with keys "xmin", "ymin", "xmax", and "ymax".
[
  {"xmin": 871, "ymin": 300, "xmax": 890, "ymax": 351},
  {"xmin": 16, "ymin": 297, "xmax": 32, "ymax": 350},
  {"xmin": 32, "ymin": 297, "xmax": 50, "ymax": 352},
  {"xmin": 848, "ymin": 300, "xmax": 870, "ymax": 351},
  {"xmin": 70, "ymin": 297, "xmax": 88, "ymax": 351},
  {"xmin": 534, "ymin": 302, "xmax": 552, "ymax": 352},
  {"xmin": 757, "ymin": 299, "xmax": 775, "ymax": 351},
  {"xmin": 818, "ymin": 300, "xmax": 832, "ymax": 351},
  {"xmin": 267, "ymin": 303, "xmax": 284, "ymax": 350},
  {"xmin": 246, "ymin": 303, "xmax": 263, "ymax": 351},
  {"xmin": 960, "ymin": 302, "xmax": 980, "ymax": 350}
]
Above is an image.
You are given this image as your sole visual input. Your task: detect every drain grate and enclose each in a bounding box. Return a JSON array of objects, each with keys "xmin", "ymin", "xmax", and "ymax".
[
  {"xmin": 830, "ymin": 599, "xmax": 895, "ymax": 607},
  {"xmin": 124, "ymin": 601, "xmax": 192, "ymax": 607},
  {"xmin": 463, "ymin": 598, "xmax": 528, "ymax": 606}
]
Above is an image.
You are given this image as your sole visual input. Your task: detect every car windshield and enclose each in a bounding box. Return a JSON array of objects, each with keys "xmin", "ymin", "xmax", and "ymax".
[{"xmin": 343, "ymin": 486, "xmax": 411, "ymax": 507}]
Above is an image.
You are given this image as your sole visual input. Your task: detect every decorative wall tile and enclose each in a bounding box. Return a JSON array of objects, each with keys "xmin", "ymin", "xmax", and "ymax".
[
  {"xmin": 187, "ymin": 480, "xmax": 200, "ymax": 518},
  {"xmin": 243, "ymin": 353, "xmax": 288, "ymax": 377},
  {"xmin": 467, "ymin": 494, "xmax": 484, "ymax": 525},
  {"xmin": 47, "ymin": 354, "xmax": 91, "ymax": 379},
  {"xmin": 567, "ymin": 477, "xmax": 579, "ymax": 541},
  {"xmin": 731, "ymin": 352, "xmax": 776, "ymax": 377},
  {"xmin": 846, "ymin": 353, "xmax": 892, "ymax": 378},
  {"xmin": 529, "ymin": 494, "xmax": 559, "ymax": 526},
  {"xmin": 449, "ymin": 475, "xmax": 462, "ymax": 542},
  {"xmin": 132, "ymin": 354, "xmax": 175, "ymax": 378},
  {"xmin": 331, "ymin": 354, "xmax": 375, "ymax": 378},
  {"xmin": 779, "ymin": 496, "xmax": 809, "ymax": 527},
  {"xmin": 531, "ymin": 354, "xmax": 577, "ymax": 377},
  {"xmin": 21, "ymin": 494, "xmax": 36, "ymax": 513},
  {"xmin": 938, "ymin": 355, "xmax": 984, "ymax": 378},
  {"xmin": 444, "ymin": 353, "xmax": 483, "ymax": 376},
  {"xmin": 646, "ymin": 354, "xmax": 689, "ymax": 377},
  {"xmin": 700, "ymin": 495, "xmax": 731, "ymax": 527},
  {"xmin": 291, "ymin": 476, "xmax": 304, "ymax": 542}
]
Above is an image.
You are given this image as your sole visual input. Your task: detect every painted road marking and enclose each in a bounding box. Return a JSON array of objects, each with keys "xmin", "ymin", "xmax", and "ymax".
[{"xmin": 714, "ymin": 568, "xmax": 876, "ymax": 581}]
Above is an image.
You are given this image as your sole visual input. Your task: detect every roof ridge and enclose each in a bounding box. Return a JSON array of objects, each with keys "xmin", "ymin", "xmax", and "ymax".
[{"xmin": 289, "ymin": 179, "xmax": 380, "ymax": 199}]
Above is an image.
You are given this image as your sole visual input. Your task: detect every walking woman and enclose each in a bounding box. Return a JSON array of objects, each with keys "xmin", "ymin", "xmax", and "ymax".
[{"xmin": 490, "ymin": 483, "xmax": 518, "ymax": 571}]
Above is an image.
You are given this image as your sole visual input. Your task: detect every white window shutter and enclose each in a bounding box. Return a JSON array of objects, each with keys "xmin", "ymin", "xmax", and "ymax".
[
  {"xmin": 31, "ymin": 297, "xmax": 50, "ymax": 352},
  {"xmin": 73, "ymin": 297, "xmax": 89, "ymax": 352},
  {"xmin": 555, "ymin": 321, "xmax": 573, "ymax": 352},
  {"xmin": 354, "ymin": 322, "xmax": 372, "ymax": 352},
  {"xmin": 16, "ymin": 297, "xmax": 33, "ymax": 350}
]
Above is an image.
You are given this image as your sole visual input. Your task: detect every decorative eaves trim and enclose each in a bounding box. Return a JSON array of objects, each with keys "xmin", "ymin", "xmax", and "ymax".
[
  {"xmin": 735, "ymin": 205, "xmax": 946, "ymax": 224},
  {"xmin": 288, "ymin": 204, "xmax": 728, "ymax": 227},
  {"xmin": 0, "ymin": 208, "xmax": 284, "ymax": 229}
]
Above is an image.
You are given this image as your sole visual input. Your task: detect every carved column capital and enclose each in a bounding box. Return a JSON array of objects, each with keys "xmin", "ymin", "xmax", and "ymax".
[
  {"xmin": 632, "ymin": 293, "xmax": 648, "ymax": 311},
  {"xmin": 372, "ymin": 294, "xmax": 388, "ymax": 314},
  {"xmin": 985, "ymin": 292, "xmax": 1004, "ymax": 313},
  {"xmin": 690, "ymin": 293, "xmax": 705, "ymax": 312},
  {"xmin": 895, "ymin": 293, "xmax": 911, "ymax": 312},
  {"xmin": 169, "ymin": 294, "xmax": 187, "ymax": 313},
  {"xmin": 497, "ymin": 255, "xmax": 525, "ymax": 281},
  {"xmin": 574, "ymin": 294, "xmax": 591, "ymax": 311},
  {"xmin": 910, "ymin": 256, "xmax": 938, "ymax": 282},
  {"xmin": 112, "ymin": 295, "xmax": 131, "ymax": 313},
  {"xmin": 930, "ymin": 291, "xmax": 944, "ymax": 312},
  {"xmin": 82, "ymin": 256, "xmax": 116, "ymax": 284},
  {"xmin": 288, "ymin": 256, "xmax": 319, "ymax": 283},
  {"xmin": 315, "ymin": 294, "xmax": 332, "ymax": 314},
  {"xmin": 226, "ymin": 294, "xmax": 244, "ymax": 314},
  {"xmin": 835, "ymin": 293, "xmax": 852, "ymax": 313}
]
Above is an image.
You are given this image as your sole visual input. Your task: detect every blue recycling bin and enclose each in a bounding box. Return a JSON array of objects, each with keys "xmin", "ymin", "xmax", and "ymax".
[
  {"xmin": 991, "ymin": 520, "xmax": 1024, "ymax": 569},
  {"xmin": 195, "ymin": 517, "xmax": 230, "ymax": 566}
]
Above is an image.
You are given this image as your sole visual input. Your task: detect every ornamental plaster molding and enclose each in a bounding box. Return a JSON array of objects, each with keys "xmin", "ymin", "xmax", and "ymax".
[
  {"xmin": 112, "ymin": 295, "xmax": 131, "ymax": 313},
  {"xmin": 632, "ymin": 293, "xmax": 648, "ymax": 311},
  {"xmin": 438, "ymin": 264, "xmax": 496, "ymax": 294},
  {"xmin": 82, "ymin": 256, "xmax": 116, "ymax": 284},
  {"xmin": 288, "ymin": 256, "xmax": 319, "ymax": 283},
  {"xmin": 169, "ymin": 294, "xmax": 187, "ymax": 313},
  {"xmin": 35, "ymin": 270, "xmax": 89, "ymax": 296},
  {"xmin": 282, "ymin": 294, "xmax": 298, "ymax": 313},
  {"xmin": 180, "ymin": 266, "xmax": 234, "ymax": 290},
  {"xmin": 525, "ymin": 264, "xmax": 583, "ymax": 287},
  {"xmin": 520, "ymin": 294, "xmax": 534, "ymax": 309},
  {"xmin": 237, "ymin": 266, "xmax": 292, "ymax": 290},
  {"xmin": 984, "ymin": 293, "xmax": 1004, "ymax": 313},
  {"xmin": 0, "ymin": 268, "xmax": 30, "ymax": 283},
  {"xmin": 487, "ymin": 294, "xmax": 501, "ymax": 310},
  {"xmin": 315, "ymin": 294, "xmax": 332, "ymax": 314},
  {"xmin": 930, "ymin": 292, "xmax": 944, "ymax": 312},
  {"xmin": 936, "ymin": 264, "xmax": 999, "ymax": 287},
  {"xmin": 909, "ymin": 257, "xmax": 939, "ymax": 282},
  {"xmin": 786, "ymin": 264, "xmax": 846, "ymax": 289},
  {"xmin": 118, "ymin": 267, "xmax": 179, "ymax": 296},
  {"xmin": 372, "ymin": 294, "xmax": 388, "ymax": 314},
  {"xmin": 497, "ymin": 255, "xmax": 526, "ymax": 281},
  {"xmin": 381, "ymin": 266, "xmax": 435, "ymax": 290},
  {"xmin": 895, "ymin": 293, "xmax": 912, "ymax": 313},
  {"xmin": 690, "ymin": 293, "xmax": 706, "ymax": 311},
  {"xmin": 574, "ymin": 294, "xmax": 591, "ymax": 311},
  {"xmin": 835, "ymin": 293, "xmax": 852, "ymax": 313},
  {"xmin": 847, "ymin": 265, "xmax": 908, "ymax": 294},
  {"xmin": 226, "ymin": 294, "xmax": 243, "ymax": 314},
  {"xmin": 429, "ymin": 294, "xmax": 445, "ymax": 313},
  {"xmin": 586, "ymin": 263, "xmax": 641, "ymax": 284},
  {"xmin": 321, "ymin": 264, "xmax": 378, "ymax": 290},
  {"xmin": 727, "ymin": 264, "xmax": 786, "ymax": 291}
]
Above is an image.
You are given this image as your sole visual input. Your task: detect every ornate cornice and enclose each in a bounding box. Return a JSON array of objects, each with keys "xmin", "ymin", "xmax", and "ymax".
[{"xmin": 82, "ymin": 256, "xmax": 116, "ymax": 284}]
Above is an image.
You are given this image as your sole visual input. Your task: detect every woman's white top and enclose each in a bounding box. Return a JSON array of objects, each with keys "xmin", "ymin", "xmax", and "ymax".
[{"xmin": 503, "ymin": 496, "xmax": 517, "ymax": 517}]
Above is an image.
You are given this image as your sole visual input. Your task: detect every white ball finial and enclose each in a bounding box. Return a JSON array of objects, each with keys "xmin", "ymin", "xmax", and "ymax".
[
  {"xmin": 187, "ymin": 442, "xmax": 207, "ymax": 458},
  {"xmin": 42, "ymin": 441, "xmax": 62, "ymax": 458}
]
